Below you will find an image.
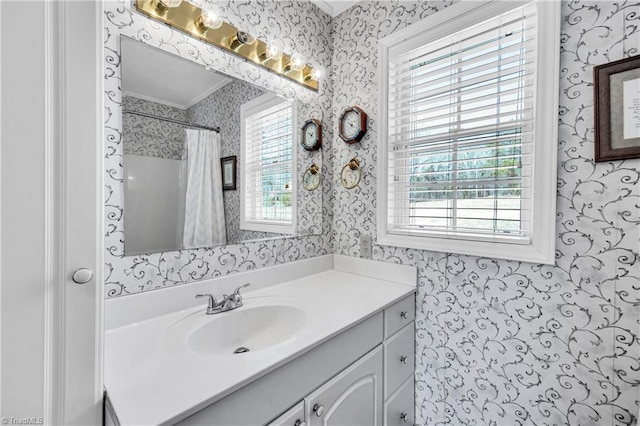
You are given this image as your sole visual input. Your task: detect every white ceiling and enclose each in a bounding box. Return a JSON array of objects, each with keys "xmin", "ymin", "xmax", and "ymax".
[
  {"xmin": 121, "ymin": 37, "xmax": 230, "ymax": 110},
  {"xmin": 311, "ymin": 0, "xmax": 361, "ymax": 17}
]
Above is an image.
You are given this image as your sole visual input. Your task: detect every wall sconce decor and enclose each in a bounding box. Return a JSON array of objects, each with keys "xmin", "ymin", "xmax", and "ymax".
[{"xmin": 135, "ymin": 0, "xmax": 323, "ymax": 91}]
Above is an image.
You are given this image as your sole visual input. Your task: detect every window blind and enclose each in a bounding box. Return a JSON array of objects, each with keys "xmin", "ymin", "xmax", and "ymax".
[
  {"xmin": 386, "ymin": 3, "xmax": 537, "ymax": 243},
  {"xmin": 243, "ymin": 99, "xmax": 294, "ymax": 225}
]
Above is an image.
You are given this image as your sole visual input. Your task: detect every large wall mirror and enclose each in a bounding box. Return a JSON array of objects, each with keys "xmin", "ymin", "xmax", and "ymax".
[{"xmin": 121, "ymin": 37, "xmax": 322, "ymax": 255}]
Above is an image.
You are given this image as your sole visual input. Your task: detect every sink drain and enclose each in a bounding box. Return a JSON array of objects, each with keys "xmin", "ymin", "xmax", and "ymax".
[{"xmin": 233, "ymin": 346, "xmax": 250, "ymax": 354}]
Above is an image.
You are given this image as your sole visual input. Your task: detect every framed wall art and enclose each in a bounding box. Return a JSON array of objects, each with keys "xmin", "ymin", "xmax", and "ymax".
[
  {"xmin": 221, "ymin": 156, "xmax": 237, "ymax": 190},
  {"xmin": 594, "ymin": 55, "xmax": 640, "ymax": 162}
]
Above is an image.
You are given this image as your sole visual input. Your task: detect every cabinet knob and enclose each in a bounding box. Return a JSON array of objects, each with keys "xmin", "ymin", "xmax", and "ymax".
[
  {"xmin": 294, "ymin": 420, "xmax": 306, "ymax": 426},
  {"xmin": 400, "ymin": 355, "xmax": 408, "ymax": 365},
  {"xmin": 400, "ymin": 412, "xmax": 408, "ymax": 422},
  {"xmin": 72, "ymin": 268, "xmax": 94, "ymax": 284},
  {"xmin": 313, "ymin": 403, "xmax": 325, "ymax": 417},
  {"xmin": 400, "ymin": 311, "xmax": 408, "ymax": 319}
]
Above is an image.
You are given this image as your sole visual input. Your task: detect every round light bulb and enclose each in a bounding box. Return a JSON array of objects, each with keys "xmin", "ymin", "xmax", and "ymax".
[
  {"xmin": 290, "ymin": 52, "xmax": 306, "ymax": 71},
  {"xmin": 265, "ymin": 39, "xmax": 284, "ymax": 60},
  {"xmin": 201, "ymin": 5, "xmax": 223, "ymax": 29},
  {"xmin": 311, "ymin": 65, "xmax": 326, "ymax": 81}
]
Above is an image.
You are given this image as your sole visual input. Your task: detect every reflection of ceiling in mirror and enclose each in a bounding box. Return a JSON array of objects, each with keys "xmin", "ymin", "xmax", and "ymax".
[
  {"xmin": 121, "ymin": 37, "xmax": 230, "ymax": 110},
  {"xmin": 311, "ymin": 0, "xmax": 361, "ymax": 17}
]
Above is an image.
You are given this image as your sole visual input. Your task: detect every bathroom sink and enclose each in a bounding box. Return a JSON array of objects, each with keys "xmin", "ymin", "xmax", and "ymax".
[{"xmin": 186, "ymin": 304, "xmax": 307, "ymax": 355}]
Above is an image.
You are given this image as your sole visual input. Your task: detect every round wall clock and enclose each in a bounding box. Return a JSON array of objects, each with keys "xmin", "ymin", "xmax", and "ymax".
[
  {"xmin": 340, "ymin": 158, "xmax": 361, "ymax": 189},
  {"xmin": 303, "ymin": 163, "xmax": 320, "ymax": 191},
  {"xmin": 301, "ymin": 119, "xmax": 322, "ymax": 151},
  {"xmin": 339, "ymin": 106, "xmax": 367, "ymax": 144}
]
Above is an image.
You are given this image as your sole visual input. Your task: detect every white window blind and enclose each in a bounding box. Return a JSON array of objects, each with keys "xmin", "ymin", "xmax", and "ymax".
[
  {"xmin": 387, "ymin": 3, "xmax": 537, "ymax": 243},
  {"xmin": 241, "ymin": 95, "xmax": 295, "ymax": 233}
]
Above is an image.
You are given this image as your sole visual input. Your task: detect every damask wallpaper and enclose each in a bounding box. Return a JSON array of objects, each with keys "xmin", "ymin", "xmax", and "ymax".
[
  {"xmin": 104, "ymin": 0, "xmax": 334, "ymax": 297},
  {"xmin": 328, "ymin": 1, "xmax": 640, "ymax": 425},
  {"xmin": 122, "ymin": 96, "xmax": 186, "ymax": 160}
]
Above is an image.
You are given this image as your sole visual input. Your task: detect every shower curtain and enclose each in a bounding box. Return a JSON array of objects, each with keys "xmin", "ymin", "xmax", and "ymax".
[{"xmin": 179, "ymin": 128, "xmax": 226, "ymax": 248}]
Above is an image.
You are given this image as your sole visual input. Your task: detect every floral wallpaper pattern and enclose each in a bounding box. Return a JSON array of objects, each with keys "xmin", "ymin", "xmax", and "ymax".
[
  {"xmin": 122, "ymin": 96, "xmax": 186, "ymax": 160},
  {"xmin": 328, "ymin": 1, "xmax": 640, "ymax": 425},
  {"xmin": 104, "ymin": 0, "xmax": 334, "ymax": 297}
]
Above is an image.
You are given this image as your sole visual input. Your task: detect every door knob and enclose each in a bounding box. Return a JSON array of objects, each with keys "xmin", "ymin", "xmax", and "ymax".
[
  {"xmin": 400, "ymin": 311, "xmax": 408, "ymax": 319},
  {"xmin": 400, "ymin": 412, "xmax": 408, "ymax": 422},
  {"xmin": 294, "ymin": 420, "xmax": 306, "ymax": 426},
  {"xmin": 400, "ymin": 355, "xmax": 408, "ymax": 365},
  {"xmin": 72, "ymin": 268, "xmax": 93, "ymax": 284},
  {"xmin": 313, "ymin": 403, "xmax": 325, "ymax": 417}
]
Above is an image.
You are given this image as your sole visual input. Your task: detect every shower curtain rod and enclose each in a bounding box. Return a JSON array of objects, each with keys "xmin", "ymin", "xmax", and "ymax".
[{"xmin": 123, "ymin": 110, "xmax": 220, "ymax": 133}]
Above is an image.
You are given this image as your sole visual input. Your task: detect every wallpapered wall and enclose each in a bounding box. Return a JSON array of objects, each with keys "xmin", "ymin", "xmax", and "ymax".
[
  {"xmin": 122, "ymin": 96, "xmax": 186, "ymax": 160},
  {"xmin": 328, "ymin": 1, "xmax": 640, "ymax": 425},
  {"xmin": 104, "ymin": 0, "xmax": 334, "ymax": 297}
]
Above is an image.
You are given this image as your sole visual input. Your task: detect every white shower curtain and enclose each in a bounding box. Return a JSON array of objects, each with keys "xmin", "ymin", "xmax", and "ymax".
[{"xmin": 179, "ymin": 128, "xmax": 226, "ymax": 248}]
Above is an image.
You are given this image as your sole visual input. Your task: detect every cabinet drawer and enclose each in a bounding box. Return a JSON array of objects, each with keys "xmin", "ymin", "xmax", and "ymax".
[
  {"xmin": 383, "ymin": 322, "xmax": 414, "ymax": 398},
  {"xmin": 267, "ymin": 401, "xmax": 305, "ymax": 426},
  {"xmin": 384, "ymin": 295, "xmax": 414, "ymax": 339},
  {"xmin": 383, "ymin": 376, "xmax": 414, "ymax": 426}
]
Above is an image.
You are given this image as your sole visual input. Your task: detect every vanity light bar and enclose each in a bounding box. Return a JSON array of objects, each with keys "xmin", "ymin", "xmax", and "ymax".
[{"xmin": 135, "ymin": 0, "xmax": 320, "ymax": 91}]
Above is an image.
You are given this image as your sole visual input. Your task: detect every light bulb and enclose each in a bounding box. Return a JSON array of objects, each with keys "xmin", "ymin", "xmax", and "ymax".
[
  {"xmin": 311, "ymin": 65, "xmax": 326, "ymax": 81},
  {"xmin": 290, "ymin": 53, "xmax": 306, "ymax": 71},
  {"xmin": 265, "ymin": 39, "xmax": 284, "ymax": 60},
  {"xmin": 201, "ymin": 4, "xmax": 223, "ymax": 29}
]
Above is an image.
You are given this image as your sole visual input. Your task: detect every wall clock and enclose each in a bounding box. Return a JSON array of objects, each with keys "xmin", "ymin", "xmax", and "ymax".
[
  {"xmin": 339, "ymin": 106, "xmax": 367, "ymax": 144},
  {"xmin": 301, "ymin": 119, "xmax": 322, "ymax": 151}
]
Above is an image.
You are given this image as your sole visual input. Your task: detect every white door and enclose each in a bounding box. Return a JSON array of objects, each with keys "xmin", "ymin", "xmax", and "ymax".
[
  {"xmin": 306, "ymin": 346, "xmax": 383, "ymax": 426},
  {"xmin": 0, "ymin": 1, "xmax": 103, "ymax": 425}
]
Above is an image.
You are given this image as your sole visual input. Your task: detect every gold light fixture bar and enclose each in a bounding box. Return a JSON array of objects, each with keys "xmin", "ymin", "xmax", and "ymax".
[{"xmin": 135, "ymin": 0, "xmax": 319, "ymax": 91}]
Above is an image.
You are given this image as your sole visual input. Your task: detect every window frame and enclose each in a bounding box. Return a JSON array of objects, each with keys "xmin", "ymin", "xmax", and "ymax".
[
  {"xmin": 240, "ymin": 93, "xmax": 297, "ymax": 235},
  {"xmin": 377, "ymin": 0, "xmax": 560, "ymax": 265}
]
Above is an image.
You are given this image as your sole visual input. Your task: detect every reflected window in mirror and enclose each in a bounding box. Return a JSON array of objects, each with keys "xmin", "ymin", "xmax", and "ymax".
[{"xmin": 240, "ymin": 94, "xmax": 297, "ymax": 234}]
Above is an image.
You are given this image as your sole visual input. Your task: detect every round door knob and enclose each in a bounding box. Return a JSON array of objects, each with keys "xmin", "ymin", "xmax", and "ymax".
[
  {"xmin": 72, "ymin": 268, "xmax": 93, "ymax": 284},
  {"xmin": 400, "ymin": 355, "xmax": 408, "ymax": 365},
  {"xmin": 294, "ymin": 420, "xmax": 306, "ymax": 426},
  {"xmin": 313, "ymin": 403, "xmax": 325, "ymax": 417},
  {"xmin": 400, "ymin": 412, "xmax": 408, "ymax": 422},
  {"xmin": 400, "ymin": 311, "xmax": 408, "ymax": 319}
]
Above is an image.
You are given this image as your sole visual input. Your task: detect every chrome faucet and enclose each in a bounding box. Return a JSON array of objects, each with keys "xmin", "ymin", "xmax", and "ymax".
[{"xmin": 195, "ymin": 283, "xmax": 250, "ymax": 315}]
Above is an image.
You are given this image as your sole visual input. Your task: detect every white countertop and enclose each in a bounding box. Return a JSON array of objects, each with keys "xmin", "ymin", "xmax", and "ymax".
[{"xmin": 105, "ymin": 255, "xmax": 416, "ymax": 425}]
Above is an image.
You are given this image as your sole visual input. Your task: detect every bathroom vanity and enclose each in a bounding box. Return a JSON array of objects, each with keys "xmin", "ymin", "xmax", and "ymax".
[{"xmin": 105, "ymin": 255, "xmax": 416, "ymax": 425}]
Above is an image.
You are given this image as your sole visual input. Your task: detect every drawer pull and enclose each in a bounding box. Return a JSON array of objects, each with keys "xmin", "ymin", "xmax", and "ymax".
[
  {"xmin": 313, "ymin": 403, "xmax": 325, "ymax": 417},
  {"xmin": 400, "ymin": 412, "xmax": 408, "ymax": 422},
  {"xmin": 400, "ymin": 355, "xmax": 408, "ymax": 365},
  {"xmin": 294, "ymin": 420, "xmax": 306, "ymax": 426},
  {"xmin": 400, "ymin": 311, "xmax": 408, "ymax": 319}
]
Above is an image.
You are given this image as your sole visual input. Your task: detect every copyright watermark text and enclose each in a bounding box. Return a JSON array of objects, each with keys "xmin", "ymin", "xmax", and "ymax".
[{"xmin": 1, "ymin": 417, "xmax": 44, "ymax": 425}]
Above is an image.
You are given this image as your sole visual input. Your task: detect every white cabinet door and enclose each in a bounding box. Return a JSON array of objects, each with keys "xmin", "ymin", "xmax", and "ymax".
[
  {"xmin": 306, "ymin": 346, "xmax": 383, "ymax": 426},
  {"xmin": 267, "ymin": 401, "xmax": 305, "ymax": 426}
]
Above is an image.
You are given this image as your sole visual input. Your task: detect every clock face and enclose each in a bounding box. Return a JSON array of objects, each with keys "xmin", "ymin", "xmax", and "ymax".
[
  {"xmin": 343, "ymin": 111, "xmax": 360, "ymax": 139},
  {"xmin": 339, "ymin": 106, "xmax": 367, "ymax": 143},
  {"xmin": 302, "ymin": 120, "xmax": 321, "ymax": 151}
]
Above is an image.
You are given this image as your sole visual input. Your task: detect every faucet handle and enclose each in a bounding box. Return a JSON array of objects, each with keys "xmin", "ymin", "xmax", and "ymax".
[
  {"xmin": 232, "ymin": 283, "xmax": 251, "ymax": 297},
  {"xmin": 195, "ymin": 294, "xmax": 219, "ymax": 314}
]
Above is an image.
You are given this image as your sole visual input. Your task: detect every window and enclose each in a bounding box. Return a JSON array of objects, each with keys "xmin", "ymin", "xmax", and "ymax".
[
  {"xmin": 241, "ymin": 94, "xmax": 296, "ymax": 234},
  {"xmin": 377, "ymin": 1, "xmax": 559, "ymax": 264}
]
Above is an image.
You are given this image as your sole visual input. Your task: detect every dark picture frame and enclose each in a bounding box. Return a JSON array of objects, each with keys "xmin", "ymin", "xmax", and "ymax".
[
  {"xmin": 221, "ymin": 156, "xmax": 237, "ymax": 190},
  {"xmin": 593, "ymin": 54, "xmax": 640, "ymax": 162}
]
